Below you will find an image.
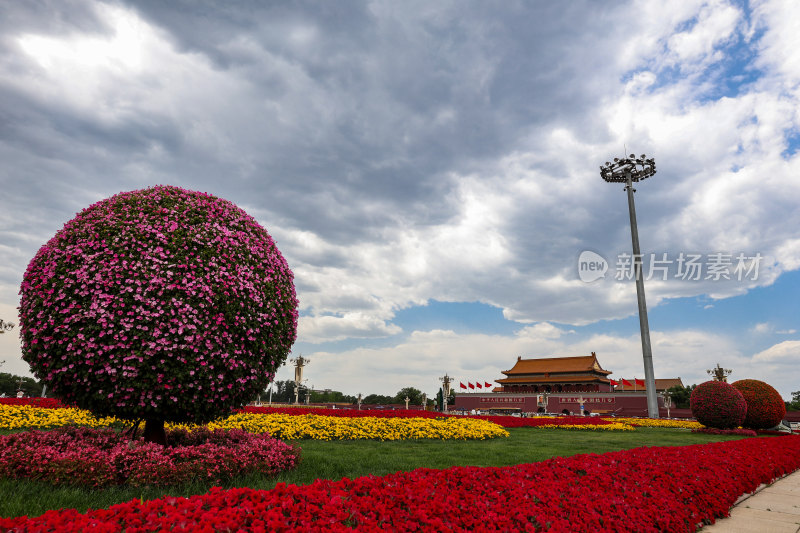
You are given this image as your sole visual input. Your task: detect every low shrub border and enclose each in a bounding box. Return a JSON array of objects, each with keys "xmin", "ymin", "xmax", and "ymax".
[
  {"xmin": 691, "ymin": 428, "xmax": 757, "ymax": 437},
  {"xmin": 2, "ymin": 435, "xmax": 798, "ymax": 531},
  {"xmin": 0, "ymin": 426, "xmax": 299, "ymax": 487},
  {"xmin": 0, "ymin": 398, "xmax": 66, "ymax": 409}
]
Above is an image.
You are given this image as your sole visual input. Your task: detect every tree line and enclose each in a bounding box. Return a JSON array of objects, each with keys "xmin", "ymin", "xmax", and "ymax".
[
  {"xmin": 6, "ymin": 372, "xmax": 795, "ymax": 411},
  {"xmin": 0, "ymin": 373, "xmax": 44, "ymax": 397},
  {"xmin": 262, "ymin": 381, "xmax": 454, "ymax": 407}
]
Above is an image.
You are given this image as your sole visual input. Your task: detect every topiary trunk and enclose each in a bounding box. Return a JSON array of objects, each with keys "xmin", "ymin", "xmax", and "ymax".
[{"xmin": 143, "ymin": 418, "xmax": 167, "ymax": 446}]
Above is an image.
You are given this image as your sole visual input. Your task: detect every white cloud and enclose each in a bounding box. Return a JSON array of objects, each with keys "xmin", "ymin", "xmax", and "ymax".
[
  {"xmin": 752, "ymin": 339, "xmax": 800, "ymax": 363},
  {"xmin": 666, "ymin": 1, "xmax": 741, "ymax": 67},
  {"xmin": 299, "ymin": 313, "xmax": 401, "ymax": 343},
  {"xmin": 752, "ymin": 322, "xmax": 772, "ymax": 334}
]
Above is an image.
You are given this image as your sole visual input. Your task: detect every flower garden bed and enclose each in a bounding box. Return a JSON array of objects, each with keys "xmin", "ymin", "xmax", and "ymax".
[
  {"xmin": 202, "ymin": 413, "xmax": 509, "ymax": 440},
  {"xmin": 0, "ymin": 426, "xmax": 299, "ymax": 487},
  {"xmin": 2, "ymin": 435, "xmax": 798, "ymax": 532},
  {"xmin": 691, "ymin": 428, "xmax": 758, "ymax": 437},
  {"xmin": 0, "ymin": 403, "xmax": 118, "ymax": 431},
  {"xmin": 243, "ymin": 406, "xmax": 647, "ymax": 430},
  {"xmin": 0, "ymin": 404, "xmax": 509, "ymax": 440},
  {"xmin": 0, "ymin": 401, "xmax": 708, "ymax": 436},
  {"xmin": 0, "ymin": 398, "xmax": 66, "ymax": 409}
]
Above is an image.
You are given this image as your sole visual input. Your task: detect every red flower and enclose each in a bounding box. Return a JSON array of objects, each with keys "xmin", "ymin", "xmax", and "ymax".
[{"xmin": 3, "ymin": 435, "xmax": 798, "ymax": 531}]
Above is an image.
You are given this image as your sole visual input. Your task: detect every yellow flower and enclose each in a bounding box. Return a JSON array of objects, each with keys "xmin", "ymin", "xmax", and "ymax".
[
  {"xmin": 173, "ymin": 413, "xmax": 509, "ymax": 440},
  {"xmin": 0, "ymin": 405, "xmax": 118, "ymax": 430},
  {"xmin": 611, "ymin": 417, "xmax": 702, "ymax": 429},
  {"xmin": 535, "ymin": 422, "xmax": 635, "ymax": 431}
]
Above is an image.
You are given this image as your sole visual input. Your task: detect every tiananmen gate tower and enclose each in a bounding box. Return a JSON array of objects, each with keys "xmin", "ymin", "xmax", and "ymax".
[{"xmin": 454, "ymin": 352, "xmax": 678, "ymax": 417}]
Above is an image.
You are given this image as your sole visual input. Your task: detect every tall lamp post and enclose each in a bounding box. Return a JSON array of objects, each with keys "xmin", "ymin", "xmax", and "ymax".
[{"xmin": 600, "ymin": 154, "xmax": 659, "ymax": 419}]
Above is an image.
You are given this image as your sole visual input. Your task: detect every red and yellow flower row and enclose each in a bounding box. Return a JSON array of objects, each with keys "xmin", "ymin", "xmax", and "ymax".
[
  {"xmin": 2, "ymin": 400, "xmax": 701, "ymax": 432},
  {"xmin": 0, "ymin": 405, "xmax": 508, "ymax": 440},
  {"xmin": 3, "ymin": 434, "xmax": 798, "ymax": 531}
]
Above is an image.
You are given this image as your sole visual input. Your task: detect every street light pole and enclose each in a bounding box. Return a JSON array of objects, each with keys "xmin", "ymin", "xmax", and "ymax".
[{"xmin": 601, "ymin": 154, "xmax": 659, "ymax": 418}]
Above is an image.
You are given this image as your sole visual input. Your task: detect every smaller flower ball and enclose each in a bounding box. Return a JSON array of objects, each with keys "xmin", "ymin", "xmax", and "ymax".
[
  {"xmin": 731, "ymin": 379, "xmax": 786, "ymax": 430},
  {"xmin": 690, "ymin": 381, "xmax": 747, "ymax": 429}
]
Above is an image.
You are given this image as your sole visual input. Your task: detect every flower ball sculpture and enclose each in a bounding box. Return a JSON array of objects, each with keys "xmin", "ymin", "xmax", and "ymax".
[
  {"xmin": 731, "ymin": 379, "xmax": 786, "ymax": 430},
  {"xmin": 19, "ymin": 186, "xmax": 298, "ymax": 443},
  {"xmin": 690, "ymin": 381, "xmax": 747, "ymax": 429}
]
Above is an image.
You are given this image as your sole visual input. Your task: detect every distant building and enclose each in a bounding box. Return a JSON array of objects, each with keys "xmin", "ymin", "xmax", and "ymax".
[
  {"xmin": 455, "ymin": 352, "xmax": 679, "ymax": 417},
  {"xmin": 495, "ymin": 352, "xmax": 613, "ymax": 393},
  {"xmin": 614, "ymin": 377, "xmax": 684, "ymax": 393}
]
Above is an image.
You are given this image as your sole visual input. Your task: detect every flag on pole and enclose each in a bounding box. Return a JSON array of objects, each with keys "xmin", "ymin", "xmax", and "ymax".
[
  {"xmin": 468, "ymin": 382, "xmax": 475, "ymax": 390},
  {"xmin": 621, "ymin": 379, "xmax": 632, "ymax": 387},
  {"xmin": 609, "ymin": 379, "xmax": 618, "ymax": 386},
  {"xmin": 460, "ymin": 382, "xmax": 467, "ymax": 390},
  {"xmin": 485, "ymin": 382, "xmax": 492, "ymax": 388},
  {"xmin": 476, "ymin": 382, "xmax": 483, "ymax": 389},
  {"xmin": 635, "ymin": 378, "xmax": 645, "ymax": 387}
]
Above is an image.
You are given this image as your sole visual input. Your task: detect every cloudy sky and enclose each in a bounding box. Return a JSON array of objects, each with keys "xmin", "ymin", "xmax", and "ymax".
[{"xmin": 1, "ymin": 0, "xmax": 799, "ymax": 401}]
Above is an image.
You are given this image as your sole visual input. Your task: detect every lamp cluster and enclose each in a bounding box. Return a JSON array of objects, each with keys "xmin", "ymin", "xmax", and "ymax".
[{"xmin": 599, "ymin": 154, "xmax": 656, "ymax": 183}]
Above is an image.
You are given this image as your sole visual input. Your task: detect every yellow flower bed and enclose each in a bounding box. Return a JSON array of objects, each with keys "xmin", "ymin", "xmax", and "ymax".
[
  {"xmin": 536, "ymin": 422, "xmax": 635, "ymax": 431},
  {"xmin": 1, "ymin": 406, "xmax": 507, "ymax": 440},
  {"xmin": 174, "ymin": 413, "xmax": 510, "ymax": 441},
  {"xmin": 0, "ymin": 404, "xmax": 118, "ymax": 430},
  {"xmin": 610, "ymin": 417, "xmax": 703, "ymax": 429}
]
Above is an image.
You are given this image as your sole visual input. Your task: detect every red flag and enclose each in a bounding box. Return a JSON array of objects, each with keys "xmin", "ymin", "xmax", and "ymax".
[
  {"xmin": 459, "ymin": 382, "xmax": 467, "ymax": 390},
  {"xmin": 609, "ymin": 379, "xmax": 618, "ymax": 386},
  {"xmin": 635, "ymin": 378, "xmax": 645, "ymax": 387},
  {"xmin": 468, "ymin": 382, "xmax": 475, "ymax": 390},
  {"xmin": 621, "ymin": 379, "xmax": 632, "ymax": 387},
  {"xmin": 476, "ymin": 382, "xmax": 483, "ymax": 389},
  {"xmin": 485, "ymin": 382, "xmax": 492, "ymax": 388}
]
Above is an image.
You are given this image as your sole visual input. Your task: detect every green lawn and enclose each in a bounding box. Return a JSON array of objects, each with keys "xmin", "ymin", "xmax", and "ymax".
[{"xmin": 0, "ymin": 427, "xmax": 748, "ymax": 519}]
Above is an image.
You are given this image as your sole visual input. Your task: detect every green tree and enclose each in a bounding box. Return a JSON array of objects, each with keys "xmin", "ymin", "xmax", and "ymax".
[
  {"xmin": 786, "ymin": 390, "xmax": 800, "ymax": 411},
  {"xmin": 0, "ymin": 373, "xmax": 43, "ymax": 397},
  {"xmin": 309, "ymin": 389, "xmax": 357, "ymax": 403},
  {"xmin": 363, "ymin": 394, "xmax": 394, "ymax": 405},
  {"xmin": 394, "ymin": 387, "xmax": 423, "ymax": 405},
  {"xmin": 666, "ymin": 384, "xmax": 694, "ymax": 409}
]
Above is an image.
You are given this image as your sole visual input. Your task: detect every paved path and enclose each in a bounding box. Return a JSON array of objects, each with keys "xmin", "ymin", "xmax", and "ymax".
[{"xmin": 700, "ymin": 469, "xmax": 800, "ymax": 532}]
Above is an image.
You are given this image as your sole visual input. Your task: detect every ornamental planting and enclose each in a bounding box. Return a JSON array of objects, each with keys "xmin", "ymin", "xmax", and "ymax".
[
  {"xmin": 731, "ymin": 379, "xmax": 786, "ymax": 430},
  {"xmin": 18, "ymin": 186, "xmax": 298, "ymax": 442},
  {"xmin": 2, "ymin": 435, "xmax": 799, "ymax": 531},
  {"xmin": 0, "ymin": 426, "xmax": 299, "ymax": 487},
  {"xmin": 690, "ymin": 380, "xmax": 747, "ymax": 429}
]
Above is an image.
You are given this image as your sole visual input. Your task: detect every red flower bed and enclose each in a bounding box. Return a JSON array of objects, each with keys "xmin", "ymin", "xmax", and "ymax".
[
  {"xmin": 241, "ymin": 406, "xmax": 614, "ymax": 428},
  {"xmin": 4, "ymin": 435, "xmax": 798, "ymax": 531},
  {"xmin": 0, "ymin": 426, "xmax": 299, "ymax": 488},
  {"xmin": 242, "ymin": 406, "xmax": 443, "ymax": 418},
  {"xmin": 0, "ymin": 398, "xmax": 66, "ymax": 409},
  {"xmin": 691, "ymin": 428, "xmax": 757, "ymax": 437}
]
